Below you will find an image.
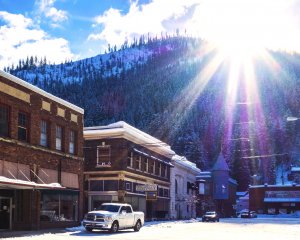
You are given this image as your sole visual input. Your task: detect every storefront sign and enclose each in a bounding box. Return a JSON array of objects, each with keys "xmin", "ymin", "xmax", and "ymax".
[
  {"xmin": 265, "ymin": 191, "xmax": 300, "ymax": 198},
  {"xmin": 136, "ymin": 184, "xmax": 157, "ymax": 192},
  {"xmin": 96, "ymin": 162, "xmax": 112, "ymax": 167}
]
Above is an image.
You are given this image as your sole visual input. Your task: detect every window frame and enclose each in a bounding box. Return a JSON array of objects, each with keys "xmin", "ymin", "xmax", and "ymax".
[
  {"xmin": 135, "ymin": 155, "xmax": 141, "ymax": 171},
  {"xmin": 143, "ymin": 158, "xmax": 148, "ymax": 172},
  {"xmin": 18, "ymin": 111, "xmax": 29, "ymax": 142},
  {"xmin": 127, "ymin": 152, "xmax": 133, "ymax": 168},
  {"xmin": 40, "ymin": 120, "xmax": 48, "ymax": 147},
  {"xmin": 69, "ymin": 130, "xmax": 76, "ymax": 154},
  {"xmin": 0, "ymin": 103, "xmax": 9, "ymax": 137},
  {"xmin": 55, "ymin": 125, "xmax": 63, "ymax": 151},
  {"xmin": 97, "ymin": 145, "xmax": 111, "ymax": 166}
]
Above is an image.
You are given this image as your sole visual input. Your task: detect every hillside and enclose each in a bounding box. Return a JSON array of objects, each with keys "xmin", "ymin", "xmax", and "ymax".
[{"xmin": 6, "ymin": 36, "xmax": 300, "ymax": 190}]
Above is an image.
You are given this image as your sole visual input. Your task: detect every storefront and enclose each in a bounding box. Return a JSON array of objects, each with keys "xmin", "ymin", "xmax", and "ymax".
[
  {"xmin": 249, "ymin": 185, "xmax": 300, "ymax": 214},
  {"xmin": 0, "ymin": 179, "xmax": 80, "ymax": 230}
]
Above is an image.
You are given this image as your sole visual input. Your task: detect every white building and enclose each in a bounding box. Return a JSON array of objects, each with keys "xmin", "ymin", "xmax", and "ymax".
[{"xmin": 170, "ymin": 155, "xmax": 201, "ymax": 219}]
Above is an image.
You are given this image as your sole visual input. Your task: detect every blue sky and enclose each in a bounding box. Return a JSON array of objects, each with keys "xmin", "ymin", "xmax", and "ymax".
[{"xmin": 1, "ymin": 0, "xmax": 300, "ymax": 69}]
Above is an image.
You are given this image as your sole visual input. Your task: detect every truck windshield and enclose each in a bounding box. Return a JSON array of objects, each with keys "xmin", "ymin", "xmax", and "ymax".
[{"xmin": 97, "ymin": 205, "xmax": 120, "ymax": 212}]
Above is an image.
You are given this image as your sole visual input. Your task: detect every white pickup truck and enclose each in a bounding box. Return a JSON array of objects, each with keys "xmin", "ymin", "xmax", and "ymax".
[{"xmin": 83, "ymin": 203, "xmax": 144, "ymax": 233}]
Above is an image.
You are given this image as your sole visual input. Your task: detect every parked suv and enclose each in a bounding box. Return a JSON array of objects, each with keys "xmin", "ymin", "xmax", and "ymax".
[
  {"xmin": 240, "ymin": 210, "xmax": 257, "ymax": 218},
  {"xmin": 202, "ymin": 211, "xmax": 219, "ymax": 222}
]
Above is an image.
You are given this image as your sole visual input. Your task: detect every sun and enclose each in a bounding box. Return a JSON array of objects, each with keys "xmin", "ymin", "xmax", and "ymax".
[{"xmin": 190, "ymin": 0, "xmax": 298, "ymax": 58}]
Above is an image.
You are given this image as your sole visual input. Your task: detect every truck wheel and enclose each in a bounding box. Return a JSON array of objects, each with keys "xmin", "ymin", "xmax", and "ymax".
[
  {"xmin": 85, "ymin": 227, "xmax": 93, "ymax": 232},
  {"xmin": 134, "ymin": 220, "xmax": 141, "ymax": 232},
  {"xmin": 110, "ymin": 221, "xmax": 119, "ymax": 233}
]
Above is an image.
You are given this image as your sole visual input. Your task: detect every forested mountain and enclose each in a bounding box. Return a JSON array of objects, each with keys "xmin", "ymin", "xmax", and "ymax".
[{"xmin": 6, "ymin": 36, "xmax": 300, "ymax": 190}]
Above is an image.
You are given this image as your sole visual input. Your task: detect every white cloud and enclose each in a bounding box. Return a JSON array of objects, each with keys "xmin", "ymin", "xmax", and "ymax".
[
  {"xmin": 36, "ymin": 0, "xmax": 68, "ymax": 23},
  {"xmin": 0, "ymin": 11, "xmax": 75, "ymax": 69},
  {"xmin": 88, "ymin": 0, "xmax": 300, "ymax": 53},
  {"xmin": 88, "ymin": 0, "xmax": 200, "ymax": 51}
]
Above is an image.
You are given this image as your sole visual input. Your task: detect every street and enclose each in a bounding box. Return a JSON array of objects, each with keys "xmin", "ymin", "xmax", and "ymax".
[{"xmin": 1, "ymin": 218, "xmax": 299, "ymax": 240}]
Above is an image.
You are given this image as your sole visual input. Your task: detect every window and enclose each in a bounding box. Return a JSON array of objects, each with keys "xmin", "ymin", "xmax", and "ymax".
[
  {"xmin": 18, "ymin": 112, "xmax": 28, "ymax": 141},
  {"xmin": 149, "ymin": 160, "xmax": 154, "ymax": 174},
  {"xmin": 0, "ymin": 104, "xmax": 9, "ymax": 137},
  {"xmin": 158, "ymin": 163, "xmax": 162, "ymax": 176},
  {"xmin": 143, "ymin": 158, "xmax": 148, "ymax": 172},
  {"xmin": 40, "ymin": 120, "xmax": 48, "ymax": 147},
  {"xmin": 135, "ymin": 156, "xmax": 141, "ymax": 170},
  {"xmin": 187, "ymin": 205, "xmax": 189, "ymax": 213},
  {"xmin": 163, "ymin": 188, "xmax": 169, "ymax": 197},
  {"xmin": 97, "ymin": 145, "xmax": 111, "ymax": 166},
  {"xmin": 56, "ymin": 125, "xmax": 63, "ymax": 150},
  {"xmin": 161, "ymin": 164, "xmax": 165, "ymax": 177},
  {"xmin": 40, "ymin": 193, "xmax": 78, "ymax": 222},
  {"xmin": 69, "ymin": 130, "xmax": 76, "ymax": 154},
  {"xmin": 175, "ymin": 179, "xmax": 178, "ymax": 194},
  {"xmin": 125, "ymin": 206, "xmax": 132, "ymax": 213},
  {"xmin": 126, "ymin": 182, "xmax": 131, "ymax": 191},
  {"xmin": 127, "ymin": 152, "xmax": 133, "ymax": 168},
  {"xmin": 187, "ymin": 182, "xmax": 190, "ymax": 194}
]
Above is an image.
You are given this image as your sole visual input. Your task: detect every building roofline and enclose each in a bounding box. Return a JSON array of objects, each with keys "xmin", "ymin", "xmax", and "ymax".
[
  {"xmin": 84, "ymin": 121, "xmax": 175, "ymax": 158},
  {"xmin": 0, "ymin": 70, "xmax": 84, "ymax": 114}
]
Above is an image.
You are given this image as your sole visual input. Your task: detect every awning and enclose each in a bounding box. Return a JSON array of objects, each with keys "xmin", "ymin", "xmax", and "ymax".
[
  {"xmin": 133, "ymin": 148, "xmax": 174, "ymax": 167},
  {"xmin": 0, "ymin": 176, "xmax": 65, "ymax": 190}
]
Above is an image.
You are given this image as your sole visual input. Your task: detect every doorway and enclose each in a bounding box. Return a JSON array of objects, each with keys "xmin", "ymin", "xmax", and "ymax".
[{"xmin": 0, "ymin": 197, "xmax": 12, "ymax": 230}]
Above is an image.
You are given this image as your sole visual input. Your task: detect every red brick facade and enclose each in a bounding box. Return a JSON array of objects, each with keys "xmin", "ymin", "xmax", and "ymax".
[{"xmin": 0, "ymin": 71, "xmax": 84, "ymax": 230}]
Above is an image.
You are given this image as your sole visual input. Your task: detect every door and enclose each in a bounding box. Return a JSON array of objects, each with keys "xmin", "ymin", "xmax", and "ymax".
[
  {"xmin": 0, "ymin": 198, "xmax": 11, "ymax": 230},
  {"xmin": 118, "ymin": 206, "xmax": 127, "ymax": 229},
  {"xmin": 125, "ymin": 206, "xmax": 134, "ymax": 227}
]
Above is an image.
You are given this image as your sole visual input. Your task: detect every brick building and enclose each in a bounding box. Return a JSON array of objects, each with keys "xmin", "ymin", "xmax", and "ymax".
[
  {"xmin": 0, "ymin": 70, "xmax": 84, "ymax": 230},
  {"xmin": 83, "ymin": 121, "xmax": 174, "ymax": 220},
  {"xmin": 249, "ymin": 185, "xmax": 300, "ymax": 214}
]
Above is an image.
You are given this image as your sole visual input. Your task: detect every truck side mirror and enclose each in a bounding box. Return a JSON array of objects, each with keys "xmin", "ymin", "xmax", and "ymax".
[{"xmin": 122, "ymin": 210, "xmax": 126, "ymax": 215}]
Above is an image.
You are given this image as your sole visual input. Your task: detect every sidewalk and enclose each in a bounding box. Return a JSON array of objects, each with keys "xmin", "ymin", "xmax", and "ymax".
[{"xmin": 0, "ymin": 228, "xmax": 66, "ymax": 239}]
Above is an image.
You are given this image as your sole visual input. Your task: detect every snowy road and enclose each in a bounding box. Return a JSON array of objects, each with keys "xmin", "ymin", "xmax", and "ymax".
[{"xmin": 1, "ymin": 218, "xmax": 300, "ymax": 240}]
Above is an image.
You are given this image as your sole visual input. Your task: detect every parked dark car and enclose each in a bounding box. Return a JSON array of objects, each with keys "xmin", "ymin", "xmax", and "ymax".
[
  {"xmin": 202, "ymin": 211, "xmax": 219, "ymax": 222},
  {"xmin": 240, "ymin": 210, "xmax": 257, "ymax": 218}
]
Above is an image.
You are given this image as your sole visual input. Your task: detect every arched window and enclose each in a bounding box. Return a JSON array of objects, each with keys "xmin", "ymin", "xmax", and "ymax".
[{"xmin": 175, "ymin": 179, "xmax": 178, "ymax": 194}]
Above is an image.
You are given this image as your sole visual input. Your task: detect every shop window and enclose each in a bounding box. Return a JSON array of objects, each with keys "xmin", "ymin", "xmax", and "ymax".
[
  {"xmin": 18, "ymin": 112, "xmax": 28, "ymax": 141},
  {"xmin": 104, "ymin": 180, "xmax": 118, "ymax": 191},
  {"xmin": 159, "ymin": 188, "xmax": 163, "ymax": 196},
  {"xmin": 56, "ymin": 125, "xmax": 63, "ymax": 151},
  {"xmin": 90, "ymin": 180, "xmax": 104, "ymax": 191},
  {"xmin": 0, "ymin": 104, "xmax": 9, "ymax": 137},
  {"xmin": 69, "ymin": 130, "xmax": 76, "ymax": 154},
  {"xmin": 40, "ymin": 193, "xmax": 78, "ymax": 222},
  {"xmin": 40, "ymin": 120, "xmax": 48, "ymax": 147},
  {"xmin": 163, "ymin": 188, "xmax": 169, "ymax": 197}
]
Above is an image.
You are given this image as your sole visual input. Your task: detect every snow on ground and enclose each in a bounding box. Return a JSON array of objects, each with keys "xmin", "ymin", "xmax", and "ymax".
[{"xmin": 1, "ymin": 217, "xmax": 300, "ymax": 240}]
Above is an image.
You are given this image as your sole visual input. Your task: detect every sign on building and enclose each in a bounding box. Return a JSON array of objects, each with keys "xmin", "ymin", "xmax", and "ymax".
[{"xmin": 136, "ymin": 184, "xmax": 157, "ymax": 192}]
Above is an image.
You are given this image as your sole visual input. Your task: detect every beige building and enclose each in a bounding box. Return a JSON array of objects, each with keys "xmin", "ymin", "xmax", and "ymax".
[{"xmin": 170, "ymin": 155, "xmax": 201, "ymax": 219}]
